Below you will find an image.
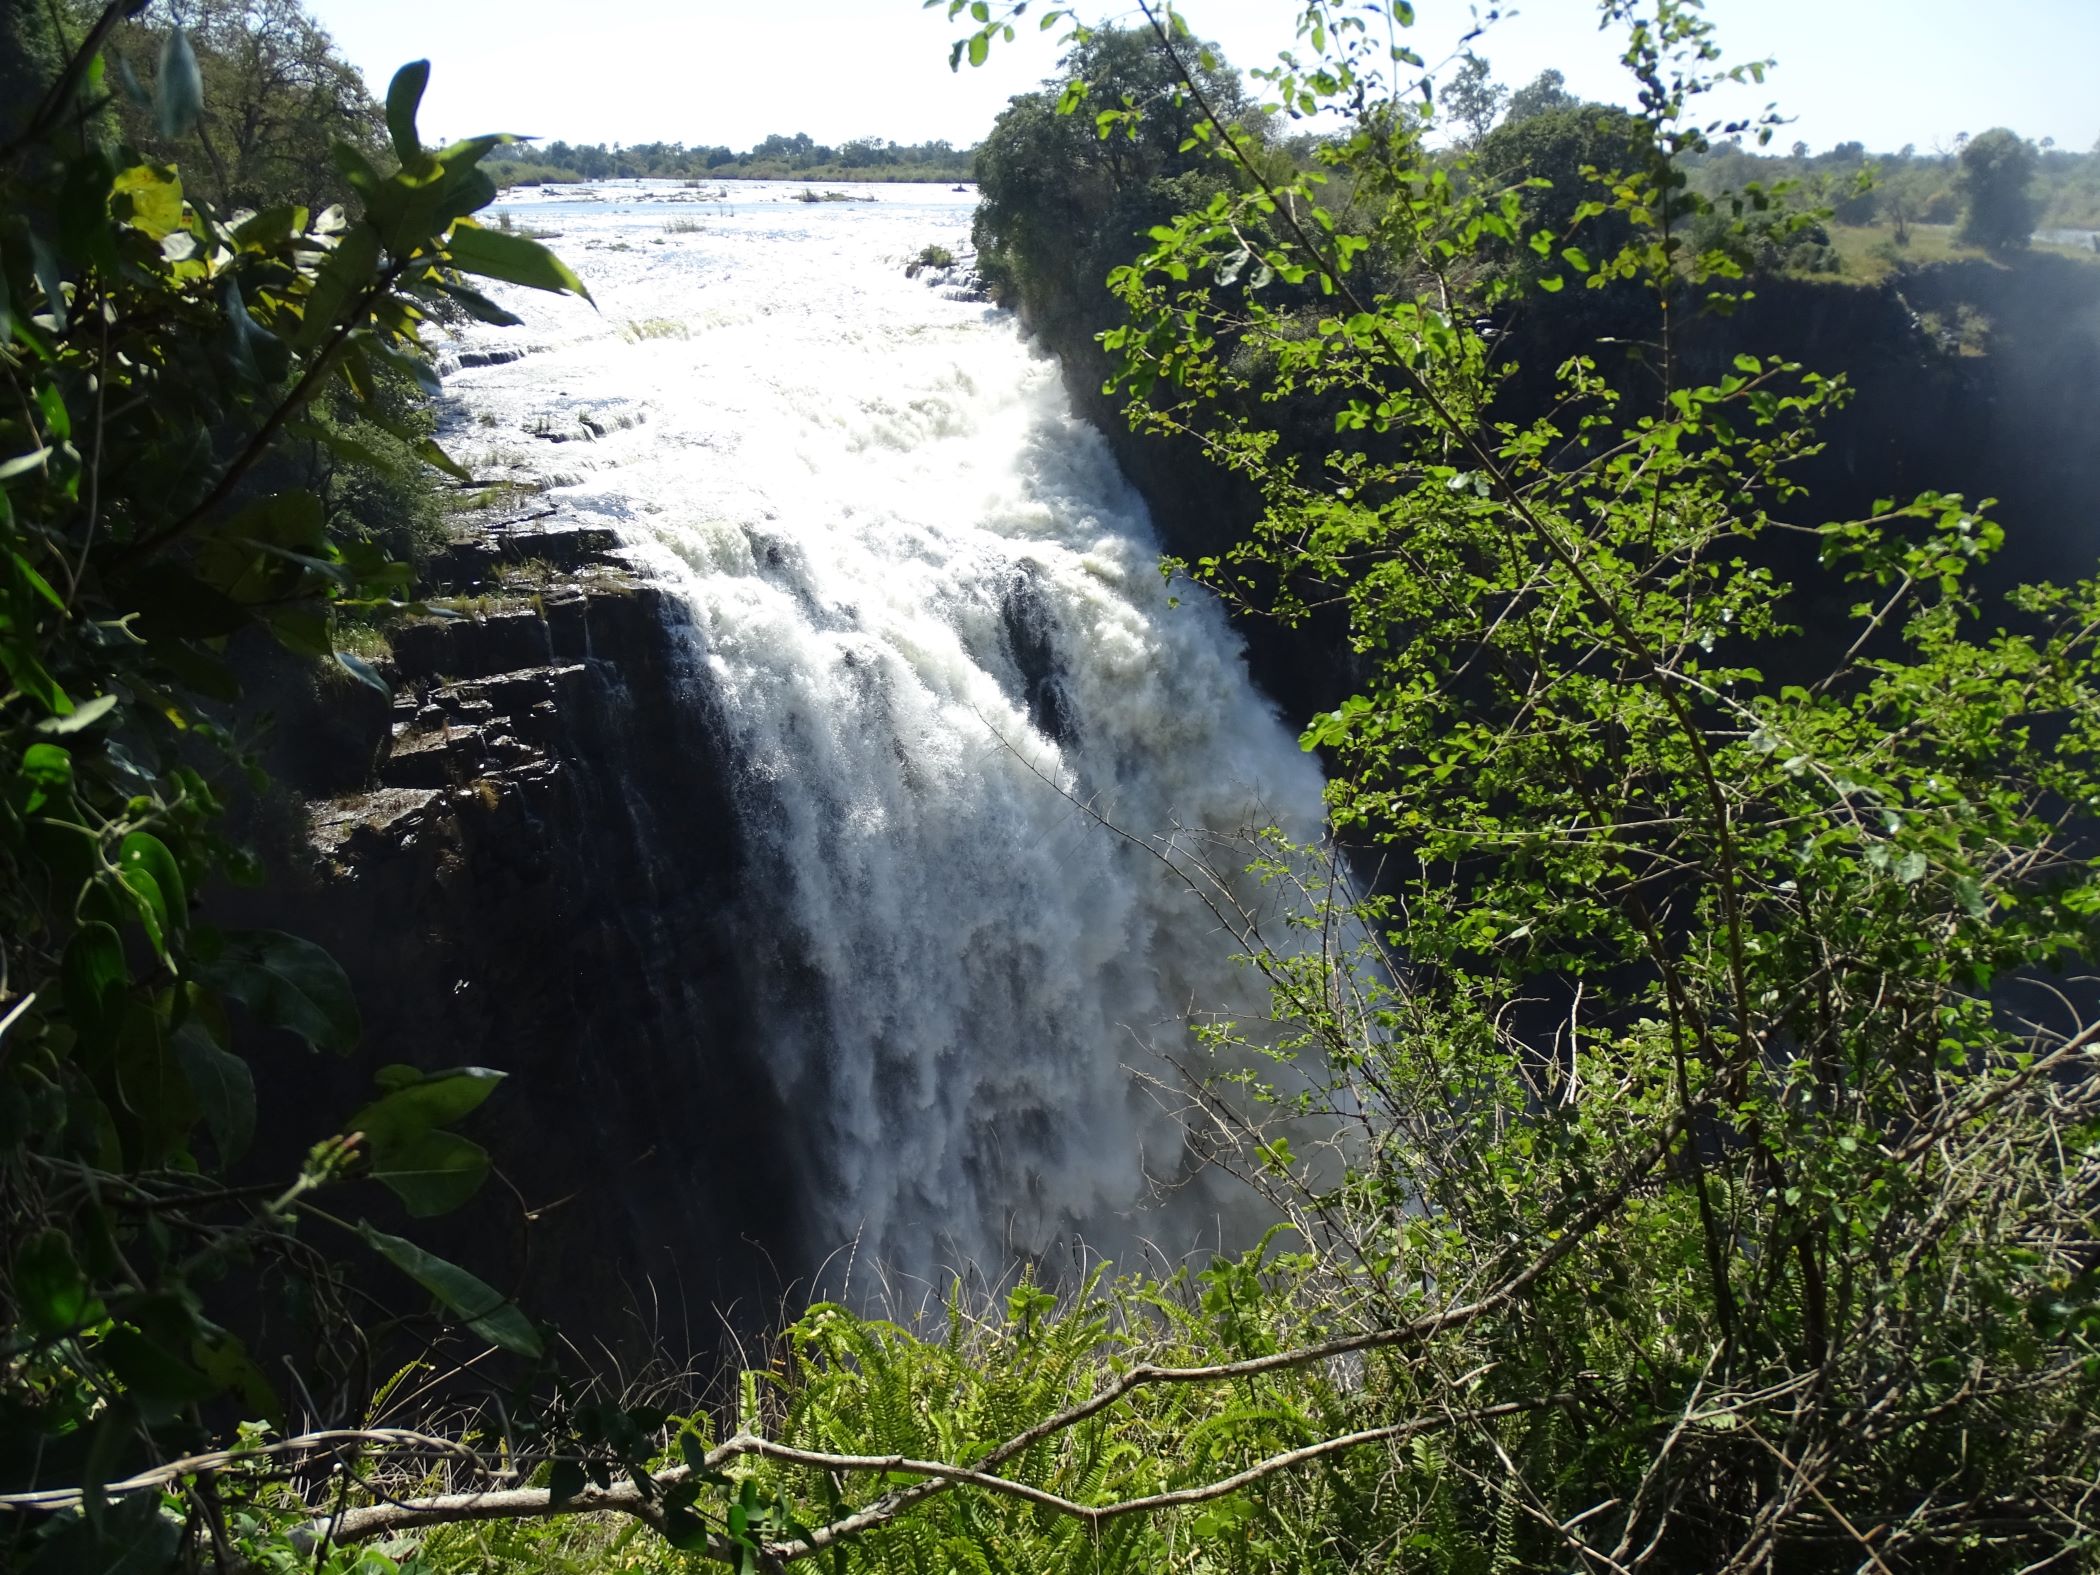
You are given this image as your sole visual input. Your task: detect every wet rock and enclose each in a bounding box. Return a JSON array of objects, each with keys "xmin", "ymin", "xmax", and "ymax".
[{"xmin": 224, "ymin": 507, "xmax": 798, "ymax": 1361}]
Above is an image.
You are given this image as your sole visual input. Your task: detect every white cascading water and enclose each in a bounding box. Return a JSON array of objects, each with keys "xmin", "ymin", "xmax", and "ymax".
[{"xmin": 439, "ymin": 181, "xmax": 1330, "ymax": 1289}]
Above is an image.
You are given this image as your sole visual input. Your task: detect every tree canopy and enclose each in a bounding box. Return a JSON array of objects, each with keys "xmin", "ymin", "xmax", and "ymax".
[{"xmin": 1958, "ymin": 126, "xmax": 2043, "ymax": 251}]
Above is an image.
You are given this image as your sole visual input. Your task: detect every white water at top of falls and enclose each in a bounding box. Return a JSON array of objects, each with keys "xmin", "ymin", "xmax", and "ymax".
[{"xmin": 440, "ymin": 180, "xmax": 1331, "ymax": 1290}]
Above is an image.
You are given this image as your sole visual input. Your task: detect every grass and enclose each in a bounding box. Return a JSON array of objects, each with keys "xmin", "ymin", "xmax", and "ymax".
[
  {"xmin": 619, "ymin": 318, "xmax": 688, "ymax": 343},
  {"xmin": 334, "ymin": 621, "xmax": 395, "ymax": 664},
  {"xmin": 494, "ymin": 210, "xmax": 562, "ymax": 241},
  {"xmin": 790, "ymin": 188, "xmax": 875, "ymax": 204},
  {"xmin": 1819, "ymin": 222, "xmax": 2100, "ymax": 286},
  {"xmin": 661, "ymin": 217, "xmax": 703, "ymax": 235},
  {"xmin": 905, "ymin": 243, "xmax": 957, "ymax": 278},
  {"xmin": 492, "ymin": 557, "xmax": 561, "ymax": 590}
]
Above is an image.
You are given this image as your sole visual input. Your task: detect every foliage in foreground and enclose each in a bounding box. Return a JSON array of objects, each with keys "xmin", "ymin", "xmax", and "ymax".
[{"xmin": 0, "ymin": 6, "xmax": 593, "ymax": 1569}]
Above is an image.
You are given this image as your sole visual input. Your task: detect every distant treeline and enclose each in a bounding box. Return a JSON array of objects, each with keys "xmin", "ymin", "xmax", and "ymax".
[
  {"xmin": 1687, "ymin": 135, "xmax": 2100, "ymax": 233},
  {"xmin": 488, "ymin": 132, "xmax": 976, "ymax": 186}
]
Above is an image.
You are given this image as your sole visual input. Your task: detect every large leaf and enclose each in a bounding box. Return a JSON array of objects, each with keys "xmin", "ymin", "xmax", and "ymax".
[
  {"xmin": 360, "ymin": 1224, "xmax": 542, "ymax": 1357},
  {"xmin": 386, "ymin": 61, "xmax": 431, "ymax": 168},
  {"xmin": 155, "ymin": 28, "xmax": 204, "ymax": 140},
  {"xmin": 118, "ymin": 832, "xmax": 187, "ymax": 924},
  {"xmin": 171, "ymin": 1019, "xmax": 255, "ymax": 1163},
  {"xmin": 434, "ymin": 280, "xmax": 523, "ymax": 327},
  {"xmin": 351, "ymin": 1066, "xmax": 503, "ymax": 1213},
  {"xmin": 294, "ymin": 224, "xmax": 380, "ymax": 351},
  {"xmin": 99, "ymin": 1326, "xmax": 216, "ymax": 1420},
  {"xmin": 355, "ymin": 1064, "xmax": 505, "ymax": 1139},
  {"xmin": 109, "ymin": 164, "xmax": 184, "ymax": 240},
  {"xmin": 60, "ymin": 921, "xmax": 127, "ymax": 1041},
  {"xmin": 194, "ymin": 929, "xmax": 359, "ymax": 1054},
  {"xmin": 366, "ymin": 1126, "xmax": 492, "ymax": 1217},
  {"xmin": 14, "ymin": 1228, "xmax": 102, "ymax": 1338},
  {"xmin": 446, "ymin": 222, "xmax": 592, "ymax": 302}
]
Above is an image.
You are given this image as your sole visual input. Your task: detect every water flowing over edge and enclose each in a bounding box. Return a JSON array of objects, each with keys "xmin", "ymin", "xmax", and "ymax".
[{"xmin": 435, "ymin": 180, "xmax": 1333, "ymax": 1291}]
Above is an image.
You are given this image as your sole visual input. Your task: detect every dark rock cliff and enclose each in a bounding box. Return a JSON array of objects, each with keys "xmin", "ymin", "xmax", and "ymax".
[
  {"xmin": 232, "ymin": 519, "xmax": 800, "ymax": 1356},
  {"xmin": 1009, "ymin": 254, "xmax": 2100, "ymax": 734}
]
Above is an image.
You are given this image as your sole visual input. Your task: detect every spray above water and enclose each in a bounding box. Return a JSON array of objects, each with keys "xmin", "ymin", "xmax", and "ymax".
[{"xmin": 440, "ymin": 181, "xmax": 1331, "ymax": 1290}]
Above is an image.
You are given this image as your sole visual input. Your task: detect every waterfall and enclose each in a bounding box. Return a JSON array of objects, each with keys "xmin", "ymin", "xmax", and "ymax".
[{"xmin": 441, "ymin": 181, "xmax": 1330, "ymax": 1290}]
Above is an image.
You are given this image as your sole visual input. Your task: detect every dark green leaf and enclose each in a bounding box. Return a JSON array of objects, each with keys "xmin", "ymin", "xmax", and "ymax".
[
  {"xmin": 119, "ymin": 832, "xmax": 187, "ymax": 924},
  {"xmin": 14, "ymin": 1228, "xmax": 102, "ymax": 1338},
  {"xmin": 386, "ymin": 61, "xmax": 431, "ymax": 168},
  {"xmin": 352, "ymin": 1065, "xmax": 505, "ymax": 1142},
  {"xmin": 154, "ymin": 28, "xmax": 204, "ymax": 140},
  {"xmin": 359, "ymin": 1223, "xmax": 542, "ymax": 1356},
  {"xmin": 100, "ymin": 1326, "xmax": 216, "ymax": 1419},
  {"xmin": 446, "ymin": 223, "xmax": 592, "ymax": 302},
  {"xmin": 61, "ymin": 921, "xmax": 128, "ymax": 1041},
  {"xmin": 366, "ymin": 1127, "xmax": 492, "ymax": 1217},
  {"xmin": 171, "ymin": 1020, "xmax": 256, "ymax": 1162},
  {"xmin": 193, "ymin": 929, "xmax": 359, "ymax": 1054},
  {"xmin": 548, "ymin": 1458, "xmax": 586, "ymax": 1505}
]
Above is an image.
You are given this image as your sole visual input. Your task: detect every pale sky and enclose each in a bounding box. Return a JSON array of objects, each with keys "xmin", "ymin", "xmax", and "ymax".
[{"xmin": 296, "ymin": 0, "xmax": 2099, "ymax": 157}]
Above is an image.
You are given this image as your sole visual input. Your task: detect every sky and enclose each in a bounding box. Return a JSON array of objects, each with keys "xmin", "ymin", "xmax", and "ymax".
[{"xmin": 298, "ymin": 0, "xmax": 2100, "ymax": 158}]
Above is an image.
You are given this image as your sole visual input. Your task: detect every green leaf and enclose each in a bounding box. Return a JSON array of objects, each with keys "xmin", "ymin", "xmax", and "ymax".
[
  {"xmin": 194, "ymin": 929, "xmax": 360, "ymax": 1054},
  {"xmin": 435, "ymin": 281, "xmax": 524, "ymax": 327},
  {"xmin": 294, "ymin": 225, "xmax": 381, "ymax": 352},
  {"xmin": 415, "ymin": 436, "xmax": 472, "ymax": 482},
  {"xmin": 351, "ymin": 1066, "xmax": 504, "ymax": 1213},
  {"xmin": 353, "ymin": 1065, "xmax": 506, "ymax": 1143},
  {"xmin": 14, "ymin": 1227, "xmax": 103, "ymax": 1338},
  {"xmin": 365, "ymin": 340, "xmax": 442, "ymax": 399},
  {"xmin": 100, "ymin": 1325, "xmax": 216, "ymax": 1419},
  {"xmin": 110, "ymin": 164, "xmax": 184, "ymax": 240},
  {"xmin": 34, "ymin": 693, "xmax": 116, "ymax": 735},
  {"xmin": 446, "ymin": 223, "xmax": 592, "ymax": 303},
  {"xmin": 360, "ymin": 1223, "xmax": 543, "ymax": 1356},
  {"xmin": 21, "ymin": 741, "xmax": 72, "ymax": 813},
  {"xmin": 548, "ymin": 1459, "xmax": 587, "ymax": 1506},
  {"xmin": 119, "ymin": 832, "xmax": 187, "ymax": 924},
  {"xmin": 12, "ymin": 547, "xmax": 64, "ymax": 609},
  {"xmin": 117, "ymin": 866, "xmax": 170, "ymax": 956},
  {"xmin": 193, "ymin": 1333, "xmax": 282, "ymax": 1428},
  {"xmin": 386, "ymin": 61, "xmax": 431, "ymax": 168},
  {"xmin": 171, "ymin": 1019, "xmax": 256, "ymax": 1162},
  {"xmin": 61, "ymin": 921, "xmax": 128, "ymax": 1041},
  {"xmin": 336, "ymin": 650, "xmax": 390, "ymax": 696},
  {"xmin": 366, "ymin": 1127, "xmax": 491, "ymax": 1217},
  {"xmin": 155, "ymin": 28, "xmax": 205, "ymax": 140}
]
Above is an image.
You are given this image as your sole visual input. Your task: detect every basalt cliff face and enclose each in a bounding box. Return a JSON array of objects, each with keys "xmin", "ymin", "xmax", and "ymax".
[
  {"xmin": 235, "ymin": 519, "xmax": 799, "ymax": 1351},
  {"xmin": 1006, "ymin": 255, "xmax": 2100, "ymax": 733}
]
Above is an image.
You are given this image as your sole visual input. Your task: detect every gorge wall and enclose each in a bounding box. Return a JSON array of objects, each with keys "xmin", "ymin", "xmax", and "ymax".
[{"xmin": 236, "ymin": 521, "xmax": 800, "ymax": 1348}]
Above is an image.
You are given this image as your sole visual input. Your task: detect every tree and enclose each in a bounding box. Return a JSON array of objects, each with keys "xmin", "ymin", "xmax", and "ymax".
[
  {"xmin": 1957, "ymin": 125, "xmax": 2041, "ymax": 251},
  {"xmin": 1441, "ymin": 52, "xmax": 1507, "ymax": 144},
  {"xmin": 1505, "ymin": 66, "xmax": 1574, "ymax": 122},
  {"xmin": 970, "ymin": 23, "xmax": 1243, "ymax": 312},
  {"xmin": 100, "ymin": 0, "xmax": 386, "ymax": 212}
]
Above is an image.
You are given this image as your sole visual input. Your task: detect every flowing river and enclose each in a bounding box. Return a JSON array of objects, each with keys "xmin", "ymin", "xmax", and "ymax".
[{"xmin": 436, "ymin": 180, "xmax": 1329, "ymax": 1292}]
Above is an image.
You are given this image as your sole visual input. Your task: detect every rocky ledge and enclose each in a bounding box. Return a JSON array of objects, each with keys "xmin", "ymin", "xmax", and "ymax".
[{"xmin": 237, "ymin": 511, "xmax": 800, "ymax": 1356}]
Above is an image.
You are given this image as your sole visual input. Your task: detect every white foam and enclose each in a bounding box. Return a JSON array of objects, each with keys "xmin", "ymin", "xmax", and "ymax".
[{"xmin": 440, "ymin": 180, "xmax": 1331, "ymax": 1287}]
